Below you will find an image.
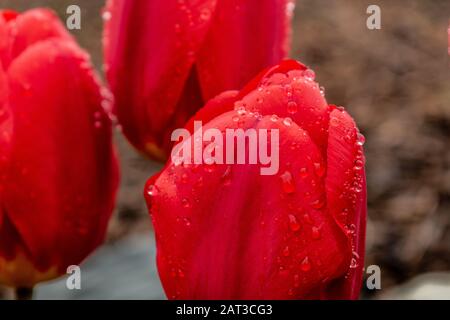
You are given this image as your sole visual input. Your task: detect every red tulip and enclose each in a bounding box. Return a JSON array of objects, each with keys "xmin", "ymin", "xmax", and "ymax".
[
  {"xmin": 144, "ymin": 60, "xmax": 366, "ymax": 299},
  {"xmin": 0, "ymin": 9, "xmax": 119, "ymax": 288},
  {"xmin": 103, "ymin": 0, "xmax": 294, "ymax": 160}
]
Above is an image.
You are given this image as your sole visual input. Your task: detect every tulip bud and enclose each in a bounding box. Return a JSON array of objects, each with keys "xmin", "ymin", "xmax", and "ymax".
[
  {"xmin": 103, "ymin": 0, "xmax": 294, "ymax": 160},
  {"xmin": 0, "ymin": 9, "xmax": 119, "ymax": 289},
  {"xmin": 144, "ymin": 60, "xmax": 366, "ymax": 299}
]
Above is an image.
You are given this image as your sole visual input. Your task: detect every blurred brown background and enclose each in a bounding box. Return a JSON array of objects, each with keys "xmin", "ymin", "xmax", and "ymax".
[{"xmin": 1, "ymin": 0, "xmax": 449, "ymax": 299}]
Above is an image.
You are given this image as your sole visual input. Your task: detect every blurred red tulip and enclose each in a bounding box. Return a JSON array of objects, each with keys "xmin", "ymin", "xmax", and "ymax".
[
  {"xmin": 103, "ymin": 0, "xmax": 294, "ymax": 160},
  {"xmin": 144, "ymin": 60, "xmax": 366, "ymax": 299},
  {"xmin": 0, "ymin": 9, "xmax": 119, "ymax": 288}
]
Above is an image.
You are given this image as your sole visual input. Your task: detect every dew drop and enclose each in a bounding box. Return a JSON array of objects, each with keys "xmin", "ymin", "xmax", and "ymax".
[
  {"xmin": 270, "ymin": 114, "xmax": 279, "ymax": 122},
  {"xmin": 354, "ymin": 159, "xmax": 364, "ymax": 171},
  {"xmin": 300, "ymin": 257, "xmax": 311, "ymax": 272},
  {"xmin": 356, "ymin": 133, "xmax": 366, "ymax": 146},
  {"xmin": 282, "ymin": 246, "xmax": 290, "ymax": 257},
  {"xmin": 280, "ymin": 171, "xmax": 296, "ymax": 194},
  {"xmin": 303, "ymin": 213, "xmax": 313, "ymax": 224},
  {"xmin": 349, "ymin": 251, "xmax": 360, "ymax": 269},
  {"xmin": 299, "ymin": 167, "xmax": 308, "ymax": 178},
  {"xmin": 310, "ymin": 198, "xmax": 325, "ymax": 209},
  {"xmin": 181, "ymin": 198, "xmax": 191, "ymax": 208},
  {"xmin": 235, "ymin": 105, "xmax": 247, "ymax": 115},
  {"xmin": 182, "ymin": 217, "xmax": 191, "ymax": 227},
  {"xmin": 102, "ymin": 11, "xmax": 112, "ymax": 21},
  {"xmin": 283, "ymin": 117, "xmax": 293, "ymax": 126},
  {"xmin": 319, "ymin": 86, "xmax": 325, "ymax": 96},
  {"xmin": 146, "ymin": 184, "xmax": 158, "ymax": 197},
  {"xmin": 200, "ymin": 8, "xmax": 211, "ymax": 20},
  {"xmin": 311, "ymin": 226, "xmax": 321, "ymax": 240},
  {"xmin": 287, "ymin": 101, "xmax": 298, "ymax": 114},
  {"xmin": 345, "ymin": 223, "xmax": 356, "ymax": 235},
  {"xmin": 303, "ymin": 69, "xmax": 316, "ymax": 81},
  {"xmin": 330, "ymin": 117, "xmax": 339, "ymax": 127},
  {"xmin": 313, "ymin": 162, "xmax": 326, "ymax": 177},
  {"xmin": 288, "ymin": 214, "xmax": 301, "ymax": 232}
]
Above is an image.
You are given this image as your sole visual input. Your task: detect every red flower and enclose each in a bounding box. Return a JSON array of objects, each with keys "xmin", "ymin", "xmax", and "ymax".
[
  {"xmin": 103, "ymin": 0, "xmax": 294, "ymax": 160},
  {"xmin": 144, "ymin": 60, "xmax": 366, "ymax": 299},
  {"xmin": 0, "ymin": 9, "xmax": 119, "ymax": 287}
]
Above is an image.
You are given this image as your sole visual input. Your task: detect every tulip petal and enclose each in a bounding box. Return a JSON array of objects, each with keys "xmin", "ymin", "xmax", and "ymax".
[
  {"xmin": 1, "ymin": 39, "xmax": 119, "ymax": 277},
  {"xmin": 147, "ymin": 110, "xmax": 350, "ymax": 299},
  {"xmin": 323, "ymin": 107, "xmax": 366, "ymax": 299},
  {"xmin": 196, "ymin": 0, "xmax": 294, "ymax": 99},
  {"xmin": 103, "ymin": 0, "xmax": 218, "ymax": 156},
  {"xmin": 0, "ymin": 9, "xmax": 72, "ymax": 68},
  {"xmin": 188, "ymin": 60, "xmax": 330, "ymax": 153},
  {"xmin": 0, "ymin": 63, "xmax": 12, "ymax": 168}
]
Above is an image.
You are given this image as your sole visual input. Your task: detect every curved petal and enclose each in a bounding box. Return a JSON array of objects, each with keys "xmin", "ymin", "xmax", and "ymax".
[
  {"xmin": 323, "ymin": 107, "xmax": 366, "ymax": 299},
  {"xmin": 196, "ymin": 0, "xmax": 294, "ymax": 99},
  {"xmin": 0, "ymin": 62, "xmax": 12, "ymax": 172},
  {"xmin": 146, "ymin": 110, "xmax": 350, "ymax": 299},
  {"xmin": 1, "ymin": 39, "xmax": 119, "ymax": 284},
  {"xmin": 103, "ymin": 0, "xmax": 217, "ymax": 158},
  {"xmin": 188, "ymin": 60, "xmax": 330, "ymax": 153},
  {"xmin": 0, "ymin": 9, "xmax": 72, "ymax": 69}
]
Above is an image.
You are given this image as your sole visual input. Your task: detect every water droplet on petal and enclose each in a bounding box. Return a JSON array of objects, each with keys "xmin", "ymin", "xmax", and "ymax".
[
  {"xmin": 354, "ymin": 159, "xmax": 364, "ymax": 171},
  {"xmin": 303, "ymin": 69, "xmax": 316, "ymax": 81},
  {"xmin": 330, "ymin": 117, "xmax": 339, "ymax": 127},
  {"xmin": 313, "ymin": 162, "xmax": 326, "ymax": 177},
  {"xmin": 181, "ymin": 198, "xmax": 191, "ymax": 208},
  {"xmin": 280, "ymin": 171, "xmax": 296, "ymax": 194},
  {"xmin": 288, "ymin": 214, "xmax": 301, "ymax": 232},
  {"xmin": 200, "ymin": 8, "xmax": 211, "ymax": 20},
  {"xmin": 287, "ymin": 101, "xmax": 298, "ymax": 114},
  {"xmin": 299, "ymin": 167, "xmax": 308, "ymax": 178},
  {"xmin": 271, "ymin": 114, "xmax": 279, "ymax": 122},
  {"xmin": 146, "ymin": 184, "xmax": 158, "ymax": 197},
  {"xmin": 310, "ymin": 198, "xmax": 325, "ymax": 209},
  {"xmin": 311, "ymin": 226, "xmax": 321, "ymax": 240},
  {"xmin": 283, "ymin": 117, "xmax": 293, "ymax": 126},
  {"xmin": 356, "ymin": 133, "xmax": 366, "ymax": 146},
  {"xmin": 102, "ymin": 11, "xmax": 112, "ymax": 21},
  {"xmin": 349, "ymin": 251, "xmax": 360, "ymax": 269},
  {"xmin": 300, "ymin": 257, "xmax": 311, "ymax": 272},
  {"xmin": 234, "ymin": 104, "xmax": 247, "ymax": 115},
  {"xmin": 319, "ymin": 86, "xmax": 325, "ymax": 96},
  {"xmin": 183, "ymin": 217, "xmax": 191, "ymax": 227}
]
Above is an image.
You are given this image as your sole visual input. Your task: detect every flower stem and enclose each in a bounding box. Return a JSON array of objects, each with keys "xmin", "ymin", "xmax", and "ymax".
[{"xmin": 14, "ymin": 287, "xmax": 33, "ymax": 300}]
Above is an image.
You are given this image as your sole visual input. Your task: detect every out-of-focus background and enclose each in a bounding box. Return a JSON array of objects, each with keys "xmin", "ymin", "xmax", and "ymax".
[{"xmin": 1, "ymin": 0, "xmax": 449, "ymax": 299}]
